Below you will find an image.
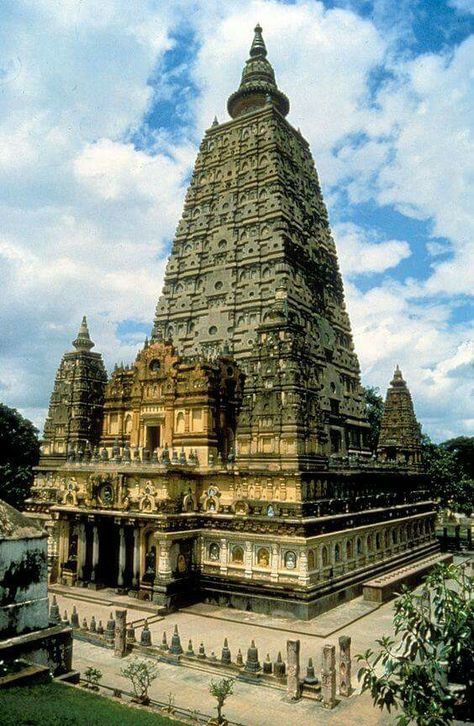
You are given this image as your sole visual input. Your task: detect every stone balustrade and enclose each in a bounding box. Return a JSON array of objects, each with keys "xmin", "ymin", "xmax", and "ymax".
[{"xmin": 55, "ymin": 597, "xmax": 353, "ymax": 710}]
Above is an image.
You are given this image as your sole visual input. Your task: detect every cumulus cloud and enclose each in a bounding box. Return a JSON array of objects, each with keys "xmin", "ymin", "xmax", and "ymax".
[
  {"xmin": 0, "ymin": 0, "xmax": 472, "ymax": 441},
  {"xmin": 334, "ymin": 223, "xmax": 411, "ymax": 277}
]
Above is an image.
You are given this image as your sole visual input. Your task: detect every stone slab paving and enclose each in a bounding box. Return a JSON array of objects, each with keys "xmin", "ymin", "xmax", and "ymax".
[
  {"xmin": 53, "ymin": 588, "xmax": 395, "ymax": 673},
  {"xmin": 50, "ymin": 556, "xmax": 471, "ymax": 725},
  {"xmin": 72, "ymin": 638, "xmax": 391, "ymax": 726},
  {"xmin": 183, "ymin": 596, "xmax": 379, "ymax": 637},
  {"xmin": 50, "ymin": 582, "xmax": 163, "ymax": 613}
]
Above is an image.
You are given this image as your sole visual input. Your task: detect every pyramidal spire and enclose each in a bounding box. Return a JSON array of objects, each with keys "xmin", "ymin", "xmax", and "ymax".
[
  {"xmin": 250, "ymin": 23, "xmax": 267, "ymax": 57},
  {"xmin": 391, "ymin": 364, "xmax": 405, "ymax": 385},
  {"xmin": 227, "ymin": 23, "xmax": 289, "ymax": 119},
  {"xmin": 72, "ymin": 315, "xmax": 95, "ymax": 351},
  {"xmin": 377, "ymin": 366, "xmax": 422, "ymax": 467}
]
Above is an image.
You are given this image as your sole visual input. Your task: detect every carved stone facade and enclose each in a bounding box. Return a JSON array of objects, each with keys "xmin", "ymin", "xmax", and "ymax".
[
  {"xmin": 26, "ymin": 25, "xmax": 438, "ymax": 619},
  {"xmin": 151, "ymin": 29, "xmax": 370, "ymax": 464},
  {"xmin": 41, "ymin": 317, "xmax": 106, "ymax": 465},
  {"xmin": 378, "ymin": 365, "xmax": 423, "ymax": 466}
]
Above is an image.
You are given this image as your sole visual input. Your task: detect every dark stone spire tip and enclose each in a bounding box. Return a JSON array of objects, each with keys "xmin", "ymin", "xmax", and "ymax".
[
  {"xmin": 250, "ymin": 22, "xmax": 267, "ymax": 58},
  {"xmin": 72, "ymin": 315, "xmax": 95, "ymax": 351},
  {"xmin": 227, "ymin": 23, "xmax": 289, "ymax": 119}
]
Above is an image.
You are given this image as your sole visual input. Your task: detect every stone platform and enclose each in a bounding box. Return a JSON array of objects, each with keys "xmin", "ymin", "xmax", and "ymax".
[
  {"xmin": 363, "ymin": 552, "xmax": 453, "ymax": 603},
  {"xmin": 0, "ymin": 623, "xmax": 73, "ymax": 676}
]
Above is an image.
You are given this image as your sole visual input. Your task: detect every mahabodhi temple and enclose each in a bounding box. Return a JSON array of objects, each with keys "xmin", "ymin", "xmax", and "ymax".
[{"xmin": 26, "ymin": 25, "xmax": 438, "ymax": 619}]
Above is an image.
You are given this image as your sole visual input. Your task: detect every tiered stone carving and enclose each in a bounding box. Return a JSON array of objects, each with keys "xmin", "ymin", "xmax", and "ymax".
[
  {"xmin": 41, "ymin": 317, "xmax": 106, "ymax": 464},
  {"xmin": 26, "ymin": 24, "xmax": 437, "ymax": 620},
  {"xmin": 151, "ymin": 25, "xmax": 369, "ymax": 464},
  {"xmin": 377, "ymin": 366, "xmax": 423, "ymax": 467}
]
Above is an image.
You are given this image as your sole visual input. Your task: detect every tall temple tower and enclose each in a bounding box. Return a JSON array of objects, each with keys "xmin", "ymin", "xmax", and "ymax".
[
  {"xmin": 41, "ymin": 317, "xmax": 107, "ymax": 465},
  {"xmin": 27, "ymin": 26, "xmax": 439, "ymax": 618},
  {"xmin": 152, "ymin": 24, "xmax": 369, "ymax": 467},
  {"xmin": 378, "ymin": 366, "xmax": 423, "ymax": 467}
]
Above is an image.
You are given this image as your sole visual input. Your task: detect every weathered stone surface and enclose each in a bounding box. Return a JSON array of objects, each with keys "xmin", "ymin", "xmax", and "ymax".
[
  {"xmin": 114, "ymin": 608, "xmax": 127, "ymax": 658},
  {"xmin": 286, "ymin": 639, "xmax": 301, "ymax": 700},
  {"xmin": 26, "ymin": 24, "xmax": 438, "ymax": 623},
  {"xmin": 321, "ymin": 644, "xmax": 336, "ymax": 709},
  {"xmin": 41, "ymin": 317, "xmax": 106, "ymax": 465},
  {"xmin": 338, "ymin": 635, "xmax": 351, "ymax": 696},
  {"xmin": 378, "ymin": 366, "xmax": 423, "ymax": 467}
]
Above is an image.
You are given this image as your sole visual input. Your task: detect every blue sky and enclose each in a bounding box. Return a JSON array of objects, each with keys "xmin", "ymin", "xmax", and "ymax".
[{"xmin": 0, "ymin": 0, "xmax": 473, "ymax": 441}]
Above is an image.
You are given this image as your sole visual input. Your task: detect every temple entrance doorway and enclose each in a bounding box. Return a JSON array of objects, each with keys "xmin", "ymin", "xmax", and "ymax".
[
  {"xmin": 146, "ymin": 425, "xmax": 161, "ymax": 452},
  {"xmin": 97, "ymin": 519, "xmax": 119, "ymax": 587}
]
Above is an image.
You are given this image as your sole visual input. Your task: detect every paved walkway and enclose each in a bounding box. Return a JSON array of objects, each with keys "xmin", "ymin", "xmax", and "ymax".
[
  {"xmin": 53, "ymin": 558, "xmax": 472, "ymax": 726},
  {"xmin": 54, "ymin": 588, "xmax": 396, "ymax": 673},
  {"xmin": 72, "ymin": 639, "xmax": 390, "ymax": 726},
  {"xmin": 51, "ymin": 587, "xmax": 404, "ymax": 725}
]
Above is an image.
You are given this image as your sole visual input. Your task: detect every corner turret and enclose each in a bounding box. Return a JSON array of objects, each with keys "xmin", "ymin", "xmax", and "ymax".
[
  {"xmin": 377, "ymin": 365, "xmax": 423, "ymax": 468},
  {"xmin": 41, "ymin": 317, "xmax": 107, "ymax": 464}
]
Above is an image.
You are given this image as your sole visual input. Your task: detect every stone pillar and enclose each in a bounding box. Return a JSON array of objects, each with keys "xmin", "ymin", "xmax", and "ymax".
[
  {"xmin": 77, "ymin": 522, "xmax": 87, "ymax": 581},
  {"xmin": 270, "ymin": 544, "xmax": 279, "ymax": 582},
  {"xmin": 219, "ymin": 537, "xmax": 228, "ymax": 575},
  {"xmin": 321, "ymin": 644, "xmax": 336, "ymax": 709},
  {"xmin": 158, "ymin": 540, "xmax": 172, "ymax": 578},
  {"xmin": 91, "ymin": 524, "xmax": 99, "ymax": 583},
  {"xmin": 58, "ymin": 519, "xmax": 70, "ymax": 578},
  {"xmin": 298, "ymin": 551, "xmax": 309, "ymax": 585},
  {"xmin": 338, "ymin": 635, "xmax": 352, "ymax": 696},
  {"xmin": 117, "ymin": 526, "xmax": 126, "ymax": 588},
  {"xmin": 244, "ymin": 541, "xmax": 253, "ymax": 579},
  {"xmin": 114, "ymin": 609, "xmax": 127, "ymax": 658},
  {"xmin": 132, "ymin": 527, "xmax": 140, "ymax": 587},
  {"xmin": 286, "ymin": 639, "xmax": 301, "ymax": 700}
]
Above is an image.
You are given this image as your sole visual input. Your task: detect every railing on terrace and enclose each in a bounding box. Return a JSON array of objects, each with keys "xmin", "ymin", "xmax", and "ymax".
[{"xmin": 79, "ymin": 678, "xmax": 246, "ymax": 726}]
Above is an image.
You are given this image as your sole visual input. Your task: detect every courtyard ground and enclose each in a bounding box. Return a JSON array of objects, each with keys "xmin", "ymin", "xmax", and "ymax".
[
  {"xmin": 52, "ymin": 588, "xmax": 399, "ymax": 726},
  {"xmin": 49, "ymin": 556, "xmax": 472, "ymax": 726}
]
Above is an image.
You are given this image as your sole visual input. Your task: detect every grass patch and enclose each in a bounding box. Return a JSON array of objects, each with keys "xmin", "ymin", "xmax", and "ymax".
[{"xmin": 0, "ymin": 681, "xmax": 190, "ymax": 725}]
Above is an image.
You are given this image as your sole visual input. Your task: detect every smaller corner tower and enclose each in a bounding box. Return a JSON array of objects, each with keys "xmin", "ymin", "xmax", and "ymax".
[
  {"xmin": 377, "ymin": 365, "xmax": 423, "ymax": 468},
  {"xmin": 41, "ymin": 317, "xmax": 107, "ymax": 464}
]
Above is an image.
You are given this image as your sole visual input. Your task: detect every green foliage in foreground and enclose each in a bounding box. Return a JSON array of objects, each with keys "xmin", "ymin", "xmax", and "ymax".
[
  {"xmin": 0, "ymin": 680, "xmax": 188, "ymax": 726},
  {"xmin": 357, "ymin": 563, "xmax": 474, "ymax": 726},
  {"xmin": 120, "ymin": 657, "xmax": 159, "ymax": 702},
  {"xmin": 209, "ymin": 677, "xmax": 234, "ymax": 724}
]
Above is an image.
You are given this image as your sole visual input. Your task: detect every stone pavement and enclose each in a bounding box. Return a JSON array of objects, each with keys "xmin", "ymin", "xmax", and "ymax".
[
  {"xmin": 72, "ymin": 638, "xmax": 390, "ymax": 726},
  {"xmin": 52, "ymin": 587, "xmax": 404, "ymax": 725},
  {"xmin": 54, "ymin": 588, "xmax": 396, "ymax": 674},
  {"xmin": 182, "ymin": 596, "xmax": 379, "ymax": 637}
]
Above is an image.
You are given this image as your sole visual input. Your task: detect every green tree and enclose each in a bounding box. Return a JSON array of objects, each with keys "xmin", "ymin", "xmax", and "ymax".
[
  {"xmin": 363, "ymin": 386, "xmax": 385, "ymax": 453},
  {"xmin": 209, "ymin": 677, "xmax": 234, "ymax": 725},
  {"xmin": 357, "ymin": 563, "xmax": 474, "ymax": 726},
  {"xmin": 422, "ymin": 436, "xmax": 474, "ymax": 514},
  {"xmin": 84, "ymin": 666, "xmax": 102, "ymax": 690},
  {"xmin": 442, "ymin": 436, "xmax": 474, "ymax": 478},
  {"xmin": 120, "ymin": 658, "xmax": 158, "ymax": 704},
  {"xmin": 0, "ymin": 403, "xmax": 40, "ymax": 509}
]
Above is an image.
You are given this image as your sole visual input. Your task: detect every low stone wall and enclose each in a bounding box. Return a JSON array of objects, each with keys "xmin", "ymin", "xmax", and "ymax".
[
  {"xmin": 363, "ymin": 553, "xmax": 453, "ymax": 603},
  {"xmin": 62, "ymin": 599, "xmax": 354, "ymax": 710},
  {"xmin": 0, "ymin": 623, "xmax": 73, "ymax": 676}
]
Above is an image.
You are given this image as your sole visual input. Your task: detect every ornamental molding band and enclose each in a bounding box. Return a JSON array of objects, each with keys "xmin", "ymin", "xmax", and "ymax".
[{"xmin": 26, "ymin": 25, "xmax": 438, "ymax": 619}]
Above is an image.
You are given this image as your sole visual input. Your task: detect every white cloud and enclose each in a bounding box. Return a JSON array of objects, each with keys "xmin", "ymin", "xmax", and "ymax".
[
  {"xmin": 449, "ymin": 0, "xmax": 474, "ymax": 14},
  {"xmin": 0, "ymin": 0, "xmax": 472, "ymax": 443},
  {"xmin": 334, "ymin": 222, "xmax": 411, "ymax": 276}
]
